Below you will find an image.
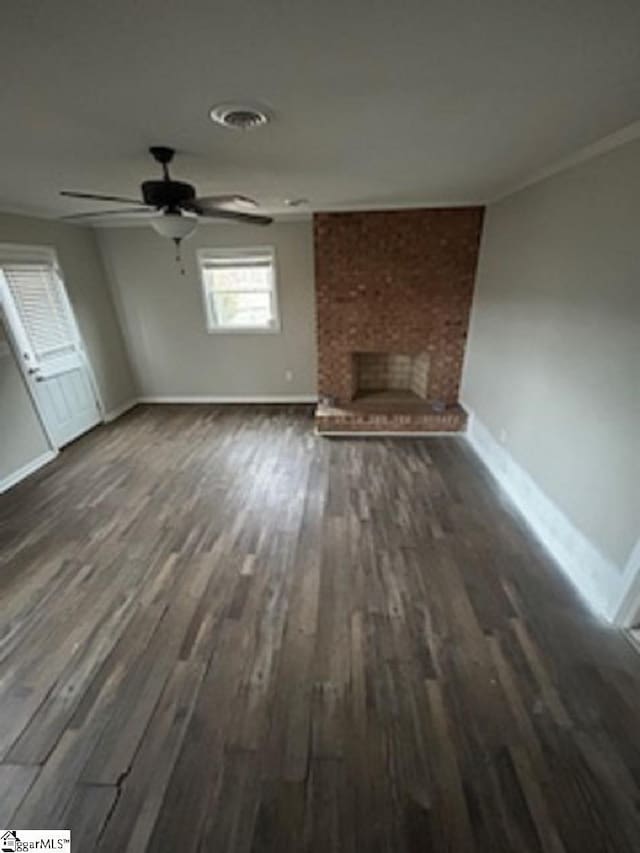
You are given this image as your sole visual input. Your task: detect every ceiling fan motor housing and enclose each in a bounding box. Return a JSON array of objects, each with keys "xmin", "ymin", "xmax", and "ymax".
[
  {"xmin": 61, "ymin": 145, "xmax": 272, "ymax": 225},
  {"xmin": 149, "ymin": 145, "xmax": 175, "ymax": 165},
  {"xmin": 141, "ymin": 179, "xmax": 196, "ymax": 211}
]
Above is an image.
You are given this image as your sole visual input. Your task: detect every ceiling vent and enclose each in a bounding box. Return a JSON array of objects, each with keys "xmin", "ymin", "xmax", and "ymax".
[{"xmin": 209, "ymin": 103, "xmax": 271, "ymax": 130}]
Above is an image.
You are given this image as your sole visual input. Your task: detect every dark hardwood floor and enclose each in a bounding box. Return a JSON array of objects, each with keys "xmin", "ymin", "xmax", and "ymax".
[{"xmin": 1, "ymin": 405, "xmax": 639, "ymax": 852}]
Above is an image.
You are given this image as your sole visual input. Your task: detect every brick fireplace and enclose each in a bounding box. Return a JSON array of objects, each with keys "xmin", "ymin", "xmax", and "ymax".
[{"xmin": 313, "ymin": 207, "xmax": 484, "ymax": 433}]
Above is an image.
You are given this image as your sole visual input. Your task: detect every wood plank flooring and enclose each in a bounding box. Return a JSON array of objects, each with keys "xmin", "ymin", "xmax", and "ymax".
[{"xmin": 1, "ymin": 404, "xmax": 639, "ymax": 852}]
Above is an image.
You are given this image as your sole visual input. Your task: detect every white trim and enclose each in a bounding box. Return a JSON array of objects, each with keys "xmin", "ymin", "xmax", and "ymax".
[
  {"xmin": 138, "ymin": 395, "xmax": 317, "ymax": 404},
  {"xmin": 0, "ymin": 449, "xmax": 58, "ymax": 494},
  {"xmin": 315, "ymin": 430, "xmax": 463, "ymax": 438},
  {"xmin": 307, "ymin": 200, "xmax": 483, "ymax": 212},
  {"xmin": 202, "ymin": 326, "xmax": 281, "ymax": 336},
  {"xmin": 197, "ymin": 246, "xmax": 281, "ymax": 335},
  {"xmin": 625, "ymin": 629, "xmax": 640, "ymax": 656},
  {"xmin": 612, "ymin": 538, "xmax": 640, "ymax": 627},
  {"xmin": 0, "ymin": 244, "xmax": 105, "ymax": 440},
  {"xmin": 3, "ymin": 120, "xmax": 640, "ymax": 222},
  {"xmin": 492, "ymin": 119, "xmax": 640, "ymax": 202},
  {"xmin": 464, "ymin": 408, "xmax": 631, "ymax": 623},
  {"xmin": 3, "ymin": 121, "xmax": 640, "ymax": 222},
  {"xmin": 103, "ymin": 398, "xmax": 138, "ymax": 423}
]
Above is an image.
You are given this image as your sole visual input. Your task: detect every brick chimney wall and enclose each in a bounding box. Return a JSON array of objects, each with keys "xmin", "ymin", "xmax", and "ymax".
[{"xmin": 314, "ymin": 208, "xmax": 484, "ymax": 405}]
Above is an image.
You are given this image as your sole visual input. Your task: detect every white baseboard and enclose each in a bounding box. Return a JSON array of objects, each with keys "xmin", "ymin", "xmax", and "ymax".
[
  {"xmin": 0, "ymin": 449, "xmax": 58, "ymax": 494},
  {"xmin": 103, "ymin": 398, "xmax": 138, "ymax": 423},
  {"xmin": 465, "ymin": 408, "xmax": 629, "ymax": 623},
  {"xmin": 613, "ymin": 538, "xmax": 640, "ymax": 626},
  {"xmin": 138, "ymin": 395, "xmax": 318, "ymax": 404},
  {"xmin": 316, "ymin": 430, "xmax": 463, "ymax": 438}
]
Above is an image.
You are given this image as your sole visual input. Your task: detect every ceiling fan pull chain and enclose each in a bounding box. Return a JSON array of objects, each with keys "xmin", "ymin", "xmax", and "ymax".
[{"xmin": 173, "ymin": 238, "xmax": 186, "ymax": 276}]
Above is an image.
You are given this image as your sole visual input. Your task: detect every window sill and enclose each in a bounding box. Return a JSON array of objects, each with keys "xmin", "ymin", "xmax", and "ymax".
[{"xmin": 205, "ymin": 325, "xmax": 281, "ymax": 335}]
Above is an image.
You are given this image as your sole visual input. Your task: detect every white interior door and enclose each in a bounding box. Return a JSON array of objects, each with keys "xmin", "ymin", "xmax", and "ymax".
[{"xmin": 0, "ymin": 252, "xmax": 102, "ymax": 448}]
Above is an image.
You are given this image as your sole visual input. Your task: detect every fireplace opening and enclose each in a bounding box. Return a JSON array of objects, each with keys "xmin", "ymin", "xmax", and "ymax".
[{"xmin": 352, "ymin": 352, "xmax": 430, "ymax": 404}]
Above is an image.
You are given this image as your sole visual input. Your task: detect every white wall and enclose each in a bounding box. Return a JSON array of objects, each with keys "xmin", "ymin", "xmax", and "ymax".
[
  {"xmin": 462, "ymin": 138, "xmax": 640, "ymax": 621},
  {"xmin": 98, "ymin": 219, "xmax": 317, "ymax": 400}
]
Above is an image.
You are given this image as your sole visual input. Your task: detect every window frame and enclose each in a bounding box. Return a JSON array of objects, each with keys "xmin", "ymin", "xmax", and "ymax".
[{"xmin": 197, "ymin": 246, "xmax": 281, "ymax": 335}]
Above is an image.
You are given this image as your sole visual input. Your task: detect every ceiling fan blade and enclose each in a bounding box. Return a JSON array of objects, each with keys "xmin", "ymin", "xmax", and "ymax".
[
  {"xmin": 61, "ymin": 207, "xmax": 154, "ymax": 221},
  {"xmin": 194, "ymin": 194, "xmax": 258, "ymax": 209},
  {"xmin": 60, "ymin": 190, "xmax": 147, "ymax": 205},
  {"xmin": 187, "ymin": 204, "xmax": 272, "ymax": 226}
]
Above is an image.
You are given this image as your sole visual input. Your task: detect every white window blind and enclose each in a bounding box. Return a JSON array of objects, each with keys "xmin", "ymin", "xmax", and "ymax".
[
  {"xmin": 2, "ymin": 263, "xmax": 77, "ymax": 361},
  {"xmin": 198, "ymin": 248, "xmax": 279, "ymax": 331}
]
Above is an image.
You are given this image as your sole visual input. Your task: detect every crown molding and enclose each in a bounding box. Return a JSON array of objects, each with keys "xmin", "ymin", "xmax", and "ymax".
[
  {"xmin": 491, "ymin": 119, "xmax": 640, "ymax": 203},
  {"xmin": 2, "ymin": 119, "xmax": 640, "ymax": 221}
]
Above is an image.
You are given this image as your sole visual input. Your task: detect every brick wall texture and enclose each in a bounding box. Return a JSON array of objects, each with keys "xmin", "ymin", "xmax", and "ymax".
[{"xmin": 314, "ymin": 207, "xmax": 485, "ymax": 405}]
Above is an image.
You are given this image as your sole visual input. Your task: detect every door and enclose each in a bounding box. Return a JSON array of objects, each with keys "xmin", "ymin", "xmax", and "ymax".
[{"xmin": 0, "ymin": 251, "xmax": 102, "ymax": 448}]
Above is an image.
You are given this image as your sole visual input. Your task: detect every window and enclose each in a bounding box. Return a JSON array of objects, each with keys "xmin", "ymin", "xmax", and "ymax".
[{"xmin": 198, "ymin": 247, "xmax": 280, "ymax": 333}]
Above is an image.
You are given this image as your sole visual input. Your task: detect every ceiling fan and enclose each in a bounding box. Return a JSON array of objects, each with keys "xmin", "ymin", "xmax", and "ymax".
[{"xmin": 60, "ymin": 146, "xmax": 273, "ymax": 253}]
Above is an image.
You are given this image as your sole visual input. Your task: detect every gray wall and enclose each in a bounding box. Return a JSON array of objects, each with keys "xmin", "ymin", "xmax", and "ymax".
[
  {"xmin": 0, "ymin": 212, "xmax": 137, "ymax": 485},
  {"xmin": 98, "ymin": 220, "xmax": 317, "ymax": 398},
  {"xmin": 0, "ymin": 321, "xmax": 50, "ymax": 481},
  {"xmin": 462, "ymin": 139, "xmax": 640, "ymax": 570},
  {"xmin": 0, "ymin": 212, "xmax": 137, "ymax": 412}
]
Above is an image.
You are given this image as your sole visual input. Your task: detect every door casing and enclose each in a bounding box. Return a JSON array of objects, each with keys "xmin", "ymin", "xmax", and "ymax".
[{"xmin": 0, "ymin": 243, "xmax": 105, "ymax": 451}]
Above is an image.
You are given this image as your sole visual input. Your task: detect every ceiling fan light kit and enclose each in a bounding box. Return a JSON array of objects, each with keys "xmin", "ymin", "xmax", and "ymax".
[
  {"xmin": 150, "ymin": 211, "xmax": 198, "ymax": 241},
  {"xmin": 60, "ymin": 146, "xmax": 273, "ymax": 271}
]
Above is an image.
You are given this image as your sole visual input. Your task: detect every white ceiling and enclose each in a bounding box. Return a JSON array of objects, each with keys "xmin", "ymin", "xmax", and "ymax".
[{"xmin": 1, "ymin": 0, "xmax": 640, "ymax": 219}]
